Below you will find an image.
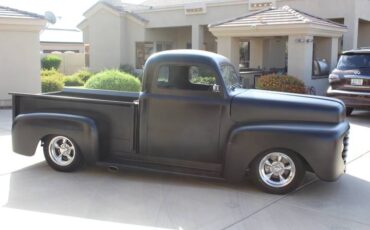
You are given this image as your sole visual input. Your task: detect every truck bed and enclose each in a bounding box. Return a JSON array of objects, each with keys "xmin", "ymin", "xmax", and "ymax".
[{"xmin": 12, "ymin": 88, "xmax": 140, "ymax": 160}]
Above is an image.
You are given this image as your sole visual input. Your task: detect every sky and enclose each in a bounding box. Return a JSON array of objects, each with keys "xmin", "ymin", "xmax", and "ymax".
[{"xmin": 0, "ymin": 0, "xmax": 144, "ymax": 28}]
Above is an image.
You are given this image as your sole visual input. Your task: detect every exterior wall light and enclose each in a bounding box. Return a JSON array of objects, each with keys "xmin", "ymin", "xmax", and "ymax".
[{"xmin": 295, "ymin": 38, "xmax": 314, "ymax": 43}]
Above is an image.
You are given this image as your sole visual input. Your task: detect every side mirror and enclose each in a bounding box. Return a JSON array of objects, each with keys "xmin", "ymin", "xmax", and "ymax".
[{"xmin": 212, "ymin": 84, "xmax": 221, "ymax": 93}]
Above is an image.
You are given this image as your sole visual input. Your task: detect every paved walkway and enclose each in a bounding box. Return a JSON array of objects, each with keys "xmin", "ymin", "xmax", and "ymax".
[{"xmin": 1, "ymin": 109, "xmax": 370, "ymax": 230}]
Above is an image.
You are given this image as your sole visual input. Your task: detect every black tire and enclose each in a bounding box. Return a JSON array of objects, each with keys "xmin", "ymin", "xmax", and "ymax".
[
  {"xmin": 43, "ymin": 135, "xmax": 82, "ymax": 172},
  {"xmin": 251, "ymin": 150, "xmax": 306, "ymax": 194},
  {"xmin": 346, "ymin": 107, "xmax": 354, "ymax": 116}
]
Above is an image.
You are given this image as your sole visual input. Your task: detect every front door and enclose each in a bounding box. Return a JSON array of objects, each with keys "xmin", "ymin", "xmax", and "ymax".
[{"xmin": 142, "ymin": 63, "xmax": 225, "ymax": 163}]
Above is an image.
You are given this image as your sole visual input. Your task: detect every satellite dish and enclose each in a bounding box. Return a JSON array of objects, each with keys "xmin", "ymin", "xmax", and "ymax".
[{"xmin": 44, "ymin": 11, "xmax": 57, "ymax": 24}]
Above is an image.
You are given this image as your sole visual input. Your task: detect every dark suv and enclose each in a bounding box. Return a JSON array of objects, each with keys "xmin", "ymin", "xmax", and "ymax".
[{"xmin": 327, "ymin": 49, "xmax": 370, "ymax": 115}]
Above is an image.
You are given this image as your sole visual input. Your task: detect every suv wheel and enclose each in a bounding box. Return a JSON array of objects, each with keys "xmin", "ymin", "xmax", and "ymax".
[
  {"xmin": 346, "ymin": 107, "xmax": 354, "ymax": 116},
  {"xmin": 251, "ymin": 151, "xmax": 305, "ymax": 194}
]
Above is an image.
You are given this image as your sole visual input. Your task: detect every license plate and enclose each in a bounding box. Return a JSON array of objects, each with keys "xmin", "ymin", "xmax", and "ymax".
[{"xmin": 351, "ymin": 79, "xmax": 363, "ymax": 86}]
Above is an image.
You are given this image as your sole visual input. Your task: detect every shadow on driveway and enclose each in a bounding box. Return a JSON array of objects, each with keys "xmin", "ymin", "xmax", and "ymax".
[
  {"xmin": 4, "ymin": 163, "xmax": 283, "ymax": 230},
  {"xmin": 4, "ymin": 161, "xmax": 369, "ymax": 230}
]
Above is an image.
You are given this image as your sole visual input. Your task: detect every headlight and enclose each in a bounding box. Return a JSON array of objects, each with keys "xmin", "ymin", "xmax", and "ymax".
[{"xmin": 329, "ymin": 73, "xmax": 340, "ymax": 83}]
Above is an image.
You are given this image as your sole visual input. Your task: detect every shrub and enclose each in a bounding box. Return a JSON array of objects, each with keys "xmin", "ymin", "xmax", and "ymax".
[
  {"xmin": 73, "ymin": 69, "xmax": 93, "ymax": 83},
  {"xmin": 85, "ymin": 69, "xmax": 141, "ymax": 92},
  {"xmin": 42, "ymin": 76, "xmax": 64, "ymax": 93},
  {"xmin": 256, "ymin": 74, "xmax": 306, "ymax": 94},
  {"xmin": 41, "ymin": 55, "xmax": 62, "ymax": 70},
  {"xmin": 191, "ymin": 76, "xmax": 216, "ymax": 85},
  {"xmin": 63, "ymin": 75, "xmax": 84, "ymax": 86},
  {"xmin": 120, "ymin": 64, "xmax": 143, "ymax": 81},
  {"xmin": 41, "ymin": 68, "xmax": 64, "ymax": 80}
]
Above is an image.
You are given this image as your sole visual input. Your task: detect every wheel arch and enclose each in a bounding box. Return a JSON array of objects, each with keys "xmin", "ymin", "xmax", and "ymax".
[
  {"xmin": 223, "ymin": 123, "xmax": 347, "ymax": 183},
  {"xmin": 12, "ymin": 113, "xmax": 99, "ymax": 164}
]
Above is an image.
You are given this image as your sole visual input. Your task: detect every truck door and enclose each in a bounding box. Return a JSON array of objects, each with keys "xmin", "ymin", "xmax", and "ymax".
[{"xmin": 140, "ymin": 63, "xmax": 225, "ymax": 163}]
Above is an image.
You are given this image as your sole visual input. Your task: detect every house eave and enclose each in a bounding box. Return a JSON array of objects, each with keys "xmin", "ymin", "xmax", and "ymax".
[{"xmin": 209, "ymin": 23, "xmax": 347, "ymax": 38}]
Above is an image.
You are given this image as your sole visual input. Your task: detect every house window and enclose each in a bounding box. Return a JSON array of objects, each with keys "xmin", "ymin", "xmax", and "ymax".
[{"xmin": 136, "ymin": 42, "xmax": 154, "ymax": 69}]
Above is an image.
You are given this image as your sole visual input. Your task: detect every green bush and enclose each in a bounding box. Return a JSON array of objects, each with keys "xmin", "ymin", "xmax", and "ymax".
[
  {"xmin": 63, "ymin": 75, "xmax": 84, "ymax": 86},
  {"xmin": 73, "ymin": 69, "xmax": 93, "ymax": 83},
  {"xmin": 85, "ymin": 70, "xmax": 141, "ymax": 92},
  {"xmin": 42, "ymin": 76, "xmax": 64, "ymax": 93},
  {"xmin": 41, "ymin": 68, "xmax": 64, "ymax": 80},
  {"xmin": 191, "ymin": 76, "xmax": 216, "ymax": 85},
  {"xmin": 41, "ymin": 55, "xmax": 62, "ymax": 70},
  {"xmin": 256, "ymin": 74, "xmax": 306, "ymax": 94}
]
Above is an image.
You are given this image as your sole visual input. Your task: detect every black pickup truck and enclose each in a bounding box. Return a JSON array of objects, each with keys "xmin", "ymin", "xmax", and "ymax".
[{"xmin": 11, "ymin": 50, "xmax": 349, "ymax": 194}]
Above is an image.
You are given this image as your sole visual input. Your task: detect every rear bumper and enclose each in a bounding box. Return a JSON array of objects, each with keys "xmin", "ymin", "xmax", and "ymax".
[{"xmin": 327, "ymin": 87, "xmax": 370, "ymax": 109}]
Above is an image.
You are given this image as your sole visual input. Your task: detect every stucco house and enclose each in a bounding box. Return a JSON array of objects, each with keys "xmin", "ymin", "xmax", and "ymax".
[
  {"xmin": 78, "ymin": 0, "xmax": 370, "ymax": 95},
  {"xmin": 0, "ymin": 6, "xmax": 46, "ymax": 107}
]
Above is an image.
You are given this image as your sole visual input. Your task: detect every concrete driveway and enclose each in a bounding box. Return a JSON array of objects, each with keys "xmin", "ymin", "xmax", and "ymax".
[{"xmin": 1, "ymin": 109, "xmax": 370, "ymax": 230}]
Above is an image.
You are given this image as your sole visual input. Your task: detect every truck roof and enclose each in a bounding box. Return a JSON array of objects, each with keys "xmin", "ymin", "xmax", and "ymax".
[{"xmin": 145, "ymin": 49, "xmax": 230, "ymax": 67}]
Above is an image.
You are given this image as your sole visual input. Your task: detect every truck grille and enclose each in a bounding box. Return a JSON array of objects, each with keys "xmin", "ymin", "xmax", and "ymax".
[{"xmin": 342, "ymin": 132, "xmax": 349, "ymax": 165}]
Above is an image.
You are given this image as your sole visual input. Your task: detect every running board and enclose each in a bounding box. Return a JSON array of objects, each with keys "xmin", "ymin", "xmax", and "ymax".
[{"xmin": 96, "ymin": 160, "xmax": 225, "ymax": 181}]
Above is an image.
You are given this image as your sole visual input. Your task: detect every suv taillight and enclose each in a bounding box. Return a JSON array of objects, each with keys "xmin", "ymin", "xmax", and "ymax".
[{"xmin": 329, "ymin": 73, "xmax": 340, "ymax": 83}]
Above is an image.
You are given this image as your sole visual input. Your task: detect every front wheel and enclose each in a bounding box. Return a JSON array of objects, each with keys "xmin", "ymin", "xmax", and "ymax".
[
  {"xmin": 43, "ymin": 135, "xmax": 82, "ymax": 172},
  {"xmin": 251, "ymin": 151, "xmax": 305, "ymax": 194}
]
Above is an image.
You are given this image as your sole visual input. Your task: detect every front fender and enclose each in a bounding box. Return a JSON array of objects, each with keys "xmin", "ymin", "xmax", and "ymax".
[
  {"xmin": 224, "ymin": 122, "xmax": 350, "ymax": 183},
  {"xmin": 12, "ymin": 113, "xmax": 99, "ymax": 164}
]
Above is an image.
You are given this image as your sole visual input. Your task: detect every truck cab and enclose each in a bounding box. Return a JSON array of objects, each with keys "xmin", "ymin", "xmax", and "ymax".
[{"xmin": 11, "ymin": 50, "xmax": 350, "ymax": 194}]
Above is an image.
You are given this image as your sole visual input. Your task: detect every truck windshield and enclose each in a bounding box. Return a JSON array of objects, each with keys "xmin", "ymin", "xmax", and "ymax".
[
  {"xmin": 337, "ymin": 54, "xmax": 370, "ymax": 70},
  {"xmin": 220, "ymin": 64, "xmax": 241, "ymax": 90}
]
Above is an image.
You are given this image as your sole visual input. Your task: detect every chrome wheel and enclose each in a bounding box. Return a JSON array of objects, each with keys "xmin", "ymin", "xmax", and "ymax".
[
  {"xmin": 259, "ymin": 152, "xmax": 296, "ymax": 188},
  {"xmin": 48, "ymin": 136, "xmax": 76, "ymax": 166}
]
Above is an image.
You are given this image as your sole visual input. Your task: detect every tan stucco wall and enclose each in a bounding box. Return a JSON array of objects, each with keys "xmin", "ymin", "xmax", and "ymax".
[
  {"xmin": 88, "ymin": 8, "xmax": 121, "ymax": 72},
  {"xmin": 137, "ymin": 2, "xmax": 249, "ymax": 28},
  {"xmin": 124, "ymin": 16, "xmax": 146, "ymax": 67},
  {"xmin": 0, "ymin": 29, "xmax": 42, "ymax": 106},
  {"xmin": 358, "ymin": 20, "xmax": 370, "ymax": 48}
]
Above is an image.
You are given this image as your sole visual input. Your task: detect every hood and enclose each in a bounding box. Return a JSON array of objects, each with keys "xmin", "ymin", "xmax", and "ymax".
[{"xmin": 231, "ymin": 89, "xmax": 346, "ymax": 124}]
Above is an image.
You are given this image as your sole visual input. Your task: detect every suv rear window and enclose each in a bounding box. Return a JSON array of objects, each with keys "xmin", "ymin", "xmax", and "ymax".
[{"xmin": 337, "ymin": 54, "xmax": 370, "ymax": 70}]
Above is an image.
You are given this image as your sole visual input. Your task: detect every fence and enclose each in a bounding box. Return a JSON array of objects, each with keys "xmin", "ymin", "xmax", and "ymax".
[{"xmin": 42, "ymin": 53, "xmax": 85, "ymax": 75}]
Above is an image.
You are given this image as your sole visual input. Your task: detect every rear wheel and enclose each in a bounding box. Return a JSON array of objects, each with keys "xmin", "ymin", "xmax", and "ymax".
[
  {"xmin": 251, "ymin": 151, "xmax": 305, "ymax": 194},
  {"xmin": 43, "ymin": 135, "xmax": 82, "ymax": 172},
  {"xmin": 346, "ymin": 107, "xmax": 354, "ymax": 116}
]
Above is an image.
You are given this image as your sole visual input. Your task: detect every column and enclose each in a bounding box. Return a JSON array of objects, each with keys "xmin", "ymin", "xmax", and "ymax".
[
  {"xmin": 287, "ymin": 35, "xmax": 314, "ymax": 86},
  {"xmin": 217, "ymin": 36, "xmax": 240, "ymax": 70},
  {"xmin": 343, "ymin": 16, "xmax": 359, "ymax": 50},
  {"xmin": 249, "ymin": 39, "xmax": 264, "ymax": 68},
  {"xmin": 192, "ymin": 25, "xmax": 204, "ymax": 50},
  {"xmin": 330, "ymin": 37, "xmax": 339, "ymax": 71}
]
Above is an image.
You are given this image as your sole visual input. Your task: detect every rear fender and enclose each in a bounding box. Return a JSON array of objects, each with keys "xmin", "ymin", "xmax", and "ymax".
[{"xmin": 12, "ymin": 113, "xmax": 99, "ymax": 164}]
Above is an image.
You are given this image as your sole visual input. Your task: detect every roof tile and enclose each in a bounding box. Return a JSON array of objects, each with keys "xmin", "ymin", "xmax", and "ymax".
[
  {"xmin": 210, "ymin": 6, "xmax": 346, "ymax": 29},
  {"xmin": 0, "ymin": 5, "xmax": 44, "ymax": 20}
]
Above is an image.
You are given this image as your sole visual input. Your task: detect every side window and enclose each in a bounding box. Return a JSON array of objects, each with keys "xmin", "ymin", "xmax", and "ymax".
[
  {"xmin": 157, "ymin": 66, "xmax": 170, "ymax": 88},
  {"xmin": 189, "ymin": 66, "xmax": 216, "ymax": 86},
  {"xmin": 156, "ymin": 64, "xmax": 217, "ymax": 91}
]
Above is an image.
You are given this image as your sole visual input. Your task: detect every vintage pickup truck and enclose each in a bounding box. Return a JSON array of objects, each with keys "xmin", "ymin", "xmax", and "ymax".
[{"xmin": 11, "ymin": 50, "xmax": 349, "ymax": 194}]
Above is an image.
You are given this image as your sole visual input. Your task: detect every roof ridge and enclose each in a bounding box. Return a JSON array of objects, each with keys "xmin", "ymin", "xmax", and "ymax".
[
  {"xmin": 100, "ymin": 2, "xmax": 149, "ymax": 23},
  {"xmin": 281, "ymin": 5, "xmax": 311, "ymax": 23},
  {"xmin": 0, "ymin": 5, "xmax": 45, "ymax": 19},
  {"xmin": 209, "ymin": 7, "xmax": 272, "ymax": 27}
]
